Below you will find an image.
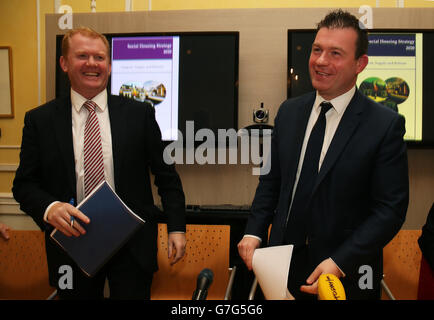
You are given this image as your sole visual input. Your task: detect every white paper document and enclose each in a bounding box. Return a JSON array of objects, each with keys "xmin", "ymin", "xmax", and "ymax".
[{"xmin": 252, "ymin": 244, "xmax": 295, "ymax": 300}]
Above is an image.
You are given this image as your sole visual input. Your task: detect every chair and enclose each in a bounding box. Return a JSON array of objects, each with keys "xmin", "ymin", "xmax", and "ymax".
[
  {"xmin": 0, "ymin": 230, "xmax": 57, "ymax": 299},
  {"xmin": 151, "ymin": 224, "xmax": 231, "ymax": 300},
  {"xmin": 382, "ymin": 230, "xmax": 422, "ymax": 300}
]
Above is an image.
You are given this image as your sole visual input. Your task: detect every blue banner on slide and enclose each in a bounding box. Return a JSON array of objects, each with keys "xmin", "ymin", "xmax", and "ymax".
[{"xmin": 368, "ymin": 34, "xmax": 416, "ymax": 57}]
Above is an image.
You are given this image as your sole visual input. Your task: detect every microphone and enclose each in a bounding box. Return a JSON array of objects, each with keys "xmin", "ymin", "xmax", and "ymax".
[
  {"xmin": 318, "ymin": 274, "xmax": 346, "ymax": 300},
  {"xmin": 192, "ymin": 268, "xmax": 214, "ymax": 300}
]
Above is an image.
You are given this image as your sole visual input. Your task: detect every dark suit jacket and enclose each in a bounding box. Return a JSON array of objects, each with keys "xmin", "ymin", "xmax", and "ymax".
[
  {"xmin": 245, "ymin": 90, "xmax": 409, "ymax": 299},
  {"xmin": 12, "ymin": 94, "xmax": 186, "ymax": 285}
]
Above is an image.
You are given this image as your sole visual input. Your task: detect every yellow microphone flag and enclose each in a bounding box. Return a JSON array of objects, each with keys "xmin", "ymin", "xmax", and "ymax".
[{"xmin": 318, "ymin": 274, "xmax": 346, "ymax": 300}]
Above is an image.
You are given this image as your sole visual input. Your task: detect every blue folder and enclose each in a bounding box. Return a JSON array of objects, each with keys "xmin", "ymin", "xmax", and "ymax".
[{"xmin": 50, "ymin": 181, "xmax": 145, "ymax": 277}]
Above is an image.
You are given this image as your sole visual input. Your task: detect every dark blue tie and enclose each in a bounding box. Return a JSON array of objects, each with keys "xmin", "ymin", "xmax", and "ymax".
[{"xmin": 284, "ymin": 101, "xmax": 333, "ymax": 246}]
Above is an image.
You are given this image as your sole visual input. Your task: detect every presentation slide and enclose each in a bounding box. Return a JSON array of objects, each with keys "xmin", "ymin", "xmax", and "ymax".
[
  {"xmin": 111, "ymin": 36, "xmax": 180, "ymax": 141},
  {"xmin": 357, "ymin": 33, "xmax": 423, "ymax": 141}
]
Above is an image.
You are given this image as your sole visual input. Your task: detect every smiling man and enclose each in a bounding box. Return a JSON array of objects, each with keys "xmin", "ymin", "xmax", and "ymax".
[
  {"xmin": 309, "ymin": 27, "xmax": 368, "ymax": 101},
  {"xmin": 238, "ymin": 10, "xmax": 409, "ymax": 299},
  {"xmin": 13, "ymin": 27, "xmax": 187, "ymax": 299}
]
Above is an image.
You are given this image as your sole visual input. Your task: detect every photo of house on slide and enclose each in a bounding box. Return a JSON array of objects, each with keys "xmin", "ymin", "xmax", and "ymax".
[{"xmin": 119, "ymin": 81, "xmax": 167, "ymax": 107}]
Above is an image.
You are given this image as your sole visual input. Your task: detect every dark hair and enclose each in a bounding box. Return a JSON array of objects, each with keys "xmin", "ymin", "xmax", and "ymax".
[{"xmin": 316, "ymin": 9, "xmax": 368, "ymax": 59}]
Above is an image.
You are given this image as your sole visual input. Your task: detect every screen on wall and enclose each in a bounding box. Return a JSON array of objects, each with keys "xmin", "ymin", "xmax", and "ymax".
[
  {"xmin": 110, "ymin": 36, "xmax": 180, "ymax": 141},
  {"xmin": 55, "ymin": 32, "xmax": 239, "ymax": 143},
  {"xmin": 287, "ymin": 29, "xmax": 434, "ymax": 147}
]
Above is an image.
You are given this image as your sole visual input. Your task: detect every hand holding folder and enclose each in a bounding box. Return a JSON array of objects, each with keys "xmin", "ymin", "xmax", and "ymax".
[
  {"xmin": 50, "ymin": 181, "xmax": 145, "ymax": 277},
  {"xmin": 46, "ymin": 200, "xmax": 90, "ymax": 238}
]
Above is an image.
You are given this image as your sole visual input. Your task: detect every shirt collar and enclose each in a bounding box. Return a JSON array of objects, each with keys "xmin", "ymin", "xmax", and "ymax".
[
  {"xmin": 314, "ymin": 86, "xmax": 356, "ymax": 115},
  {"xmin": 70, "ymin": 88, "xmax": 108, "ymax": 113}
]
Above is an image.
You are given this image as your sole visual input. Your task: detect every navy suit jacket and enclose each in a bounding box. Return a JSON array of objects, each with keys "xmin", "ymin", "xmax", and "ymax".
[
  {"xmin": 13, "ymin": 94, "xmax": 186, "ymax": 285},
  {"xmin": 245, "ymin": 90, "xmax": 409, "ymax": 299}
]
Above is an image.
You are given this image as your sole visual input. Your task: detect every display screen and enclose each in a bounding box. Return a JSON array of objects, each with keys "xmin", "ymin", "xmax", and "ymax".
[
  {"xmin": 287, "ymin": 30, "xmax": 434, "ymax": 147},
  {"xmin": 110, "ymin": 36, "xmax": 180, "ymax": 141}
]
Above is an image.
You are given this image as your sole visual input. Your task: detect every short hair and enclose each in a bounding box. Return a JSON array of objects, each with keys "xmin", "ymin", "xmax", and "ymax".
[
  {"xmin": 316, "ymin": 9, "xmax": 368, "ymax": 59},
  {"xmin": 61, "ymin": 26, "xmax": 110, "ymax": 57}
]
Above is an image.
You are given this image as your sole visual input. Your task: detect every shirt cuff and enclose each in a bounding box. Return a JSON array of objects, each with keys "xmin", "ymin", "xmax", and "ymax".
[
  {"xmin": 43, "ymin": 201, "xmax": 60, "ymax": 223},
  {"xmin": 243, "ymin": 234, "xmax": 262, "ymax": 243}
]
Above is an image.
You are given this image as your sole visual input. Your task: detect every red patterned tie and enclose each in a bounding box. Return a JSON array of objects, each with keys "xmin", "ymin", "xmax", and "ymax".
[{"xmin": 83, "ymin": 100, "xmax": 105, "ymax": 197}]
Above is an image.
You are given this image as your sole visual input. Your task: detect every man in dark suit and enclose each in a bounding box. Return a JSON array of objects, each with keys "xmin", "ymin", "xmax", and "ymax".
[
  {"xmin": 12, "ymin": 27, "xmax": 186, "ymax": 299},
  {"xmin": 238, "ymin": 10, "xmax": 409, "ymax": 299}
]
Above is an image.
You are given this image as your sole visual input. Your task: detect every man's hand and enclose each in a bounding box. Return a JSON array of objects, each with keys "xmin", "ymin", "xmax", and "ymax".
[
  {"xmin": 237, "ymin": 236, "xmax": 261, "ymax": 270},
  {"xmin": 168, "ymin": 232, "xmax": 186, "ymax": 265},
  {"xmin": 46, "ymin": 202, "xmax": 90, "ymax": 237},
  {"xmin": 0, "ymin": 222, "xmax": 10, "ymax": 240},
  {"xmin": 300, "ymin": 258, "xmax": 343, "ymax": 295}
]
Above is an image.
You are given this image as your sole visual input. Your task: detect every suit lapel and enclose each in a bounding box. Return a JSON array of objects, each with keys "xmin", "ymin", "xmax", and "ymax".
[
  {"xmin": 107, "ymin": 95, "xmax": 125, "ymax": 188},
  {"xmin": 291, "ymin": 94, "xmax": 315, "ymax": 176},
  {"xmin": 313, "ymin": 90, "xmax": 364, "ymax": 191},
  {"xmin": 282, "ymin": 93, "xmax": 315, "ymax": 198},
  {"xmin": 52, "ymin": 96, "xmax": 76, "ymax": 194},
  {"xmin": 293, "ymin": 97, "xmax": 314, "ymax": 159}
]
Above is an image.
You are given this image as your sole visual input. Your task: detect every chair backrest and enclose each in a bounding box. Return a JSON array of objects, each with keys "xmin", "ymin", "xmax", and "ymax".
[
  {"xmin": 151, "ymin": 224, "xmax": 230, "ymax": 300},
  {"xmin": 0, "ymin": 230, "xmax": 54, "ymax": 299},
  {"xmin": 382, "ymin": 230, "xmax": 422, "ymax": 300}
]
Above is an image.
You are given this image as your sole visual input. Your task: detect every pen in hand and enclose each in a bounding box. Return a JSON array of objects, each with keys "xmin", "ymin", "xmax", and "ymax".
[
  {"xmin": 63, "ymin": 198, "xmax": 90, "ymax": 237},
  {"xmin": 69, "ymin": 198, "xmax": 75, "ymax": 228}
]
